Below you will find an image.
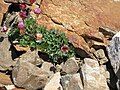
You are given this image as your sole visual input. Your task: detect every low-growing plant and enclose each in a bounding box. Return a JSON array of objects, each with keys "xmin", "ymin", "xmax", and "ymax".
[{"xmin": 8, "ymin": 17, "xmax": 75, "ymax": 63}]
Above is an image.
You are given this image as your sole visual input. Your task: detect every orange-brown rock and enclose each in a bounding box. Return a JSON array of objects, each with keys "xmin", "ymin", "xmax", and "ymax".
[
  {"xmin": 37, "ymin": 0, "xmax": 120, "ymax": 51},
  {"xmin": 0, "ymin": 0, "xmax": 8, "ymax": 25}
]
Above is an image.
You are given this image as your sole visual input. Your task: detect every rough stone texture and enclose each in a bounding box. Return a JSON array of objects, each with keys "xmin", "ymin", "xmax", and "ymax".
[
  {"xmin": 44, "ymin": 72, "xmax": 63, "ymax": 90},
  {"xmin": 12, "ymin": 60, "xmax": 49, "ymax": 90},
  {"xmin": 82, "ymin": 58, "xmax": 109, "ymax": 90},
  {"xmin": 107, "ymin": 31, "xmax": 120, "ymax": 89},
  {"xmin": 0, "ymin": 37, "xmax": 15, "ymax": 70},
  {"xmin": 37, "ymin": 0, "xmax": 120, "ymax": 52},
  {"xmin": 60, "ymin": 74, "xmax": 72, "ymax": 90},
  {"xmin": 41, "ymin": 62, "xmax": 54, "ymax": 76},
  {"xmin": 61, "ymin": 73, "xmax": 83, "ymax": 90},
  {"xmin": 94, "ymin": 49, "xmax": 108, "ymax": 64},
  {"xmin": 19, "ymin": 50, "xmax": 43, "ymax": 65},
  {"xmin": 0, "ymin": 73, "xmax": 13, "ymax": 85},
  {"xmin": 0, "ymin": 0, "xmax": 8, "ymax": 25},
  {"xmin": 62, "ymin": 57, "xmax": 79, "ymax": 74},
  {"xmin": 68, "ymin": 73, "xmax": 83, "ymax": 90},
  {"xmin": 107, "ymin": 31, "xmax": 120, "ymax": 77}
]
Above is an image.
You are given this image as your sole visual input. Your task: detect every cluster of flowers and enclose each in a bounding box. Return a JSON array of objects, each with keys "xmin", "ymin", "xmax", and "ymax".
[
  {"xmin": 1, "ymin": 0, "xmax": 41, "ymax": 32},
  {"xmin": 1, "ymin": 1, "xmax": 70, "ymax": 55}
]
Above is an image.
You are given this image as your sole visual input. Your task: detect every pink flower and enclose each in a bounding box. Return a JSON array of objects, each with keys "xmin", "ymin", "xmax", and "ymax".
[
  {"xmin": 19, "ymin": 11, "xmax": 27, "ymax": 19},
  {"xmin": 18, "ymin": 21, "xmax": 25, "ymax": 30},
  {"xmin": 19, "ymin": 3, "xmax": 26, "ymax": 10},
  {"xmin": 34, "ymin": 8, "xmax": 41, "ymax": 14},
  {"xmin": 30, "ymin": 0, "xmax": 36, "ymax": 4},
  {"xmin": 1, "ymin": 25, "xmax": 8, "ymax": 32},
  {"xmin": 61, "ymin": 45, "xmax": 69, "ymax": 53}
]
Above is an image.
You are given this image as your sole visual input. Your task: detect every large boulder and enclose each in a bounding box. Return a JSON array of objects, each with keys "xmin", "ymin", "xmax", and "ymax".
[
  {"xmin": 81, "ymin": 58, "xmax": 109, "ymax": 90},
  {"xmin": 37, "ymin": 0, "xmax": 120, "ymax": 52},
  {"xmin": 107, "ymin": 31, "xmax": 120, "ymax": 89},
  {"xmin": 12, "ymin": 60, "xmax": 50, "ymax": 90}
]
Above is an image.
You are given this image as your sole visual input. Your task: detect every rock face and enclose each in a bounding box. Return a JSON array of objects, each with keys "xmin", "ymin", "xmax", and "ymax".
[
  {"xmin": 12, "ymin": 61, "xmax": 49, "ymax": 90},
  {"xmin": 107, "ymin": 31, "xmax": 120, "ymax": 89},
  {"xmin": 107, "ymin": 31, "xmax": 120, "ymax": 76},
  {"xmin": 37, "ymin": 0, "xmax": 120, "ymax": 51},
  {"xmin": 0, "ymin": 0, "xmax": 8, "ymax": 25},
  {"xmin": 82, "ymin": 58, "xmax": 109, "ymax": 90}
]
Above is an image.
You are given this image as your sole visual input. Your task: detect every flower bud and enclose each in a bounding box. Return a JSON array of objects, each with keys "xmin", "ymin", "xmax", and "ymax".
[
  {"xmin": 19, "ymin": 3, "xmax": 26, "ymax": 10},
  {"xmin": 34, "ymin": 8, "xmax": 41, "ymax": 14},
  {"xmin": 18, "ymin": 21, "xmax": 25, "ymax": 30}
]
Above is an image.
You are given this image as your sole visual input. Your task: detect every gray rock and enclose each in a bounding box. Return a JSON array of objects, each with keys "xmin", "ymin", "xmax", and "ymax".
[
  {"xmin": 61, "ymin": 74, "xmax": 83, "ymax": 90},
  {"xmin": 44, "ymin": 72, "xmax": 63, "ymax": 90},
  {"xmin": 107, "ymin": 31, "xmax": 120, "ymax": 89},
  {"xmin": 12, "ymin": 61, "xmax": 49, "ymax": 90},
  {"xmin": 94, "ymin": 49, "xmax": 108, "ymax": 64},
  {"xmin": 107, "ymin": 31, "xmax": 120, "ymax": 77},
  {"xmin": 61, "ymin": 74, "xmax": 72, "ymax": 90},
  {"xmin": 0, "ymin": 37, "xmax": 15, "ymax": 71},
  {"xmin": 82, "ymin": 58, "xmax": 109, "ymax": 90},
  {"xmin": 62, "ymin": 57, "xmax": 79, "ymax": 74}
]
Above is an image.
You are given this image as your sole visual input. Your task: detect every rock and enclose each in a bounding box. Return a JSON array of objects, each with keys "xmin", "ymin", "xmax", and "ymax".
[
  {"xmin": 4, "ymin": 0, "xmax": 31, "ymax": 5},
  {"xmin": 68, "ymin": 73, "xmax": 83, "ymax": 90},
  {"xmin": 19, "ymin": 50, "xmax": 43, "ymax": 65},
  {"xmin": 0, "ymin": 37, "xmax": 15, "ymax": 71},
  {"xmin": 99, "ymin": 27, "xmax": 117, "ymax": 38},
  {"xmin": 56, "ymin": 64, "xmax": 62, "ymax": 72},
  {"xmin": 5, "ymin": 85, "xmax": 15, "ymax": 90},
  {"xmin": 61, "ymin": 73, "xmax": 83, "ymax": 90},
  {"xmin": 0, "ymin": 72, "xmax": 13, "ymax": 85},
  {"xmin": 82, "ymin": 58, "xmax": 109, "ymax": 90},
  {"xmin": 41, "ymin": 62, "xmax": 54, "ymax": 75},
  {"xmin": 44, "ymin": 72, "xmax": 63, "ymax": 90},
  {"xmin": 37, "ymin": 0, "xmax": 120, "ymax": 52},
  {"xmin": 107, "ymin": 31, "xmax": 120, "ymax": 89},
  {"xmin": 4, "ymin": 12, "xmax": 18, "ymax": 28},
  {"xmin": 60, "ymin": 74, "xmax": 72, "ymax": 90},
  {"xmin": 94, "ymin": 49, "xmax": 108, "ymax": 64},
  {"xmin": 107, "ymin": 31, "xmax": 120, "ymax": 76},
  {"xmin": 0, "ymin": 0, "xmax": 8, "ymax": 25},
  {"xmin": 62, "ymin": 57, "xmax": 79, "ymax": 74},
  {"xmin": 12, "ymin": 60, "xmax": 49, "ymax": 90}
]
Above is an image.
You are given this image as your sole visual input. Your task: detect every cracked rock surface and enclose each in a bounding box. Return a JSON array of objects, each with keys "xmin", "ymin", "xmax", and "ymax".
[{"xmin": 37, "ymin": 0, "xmax": 120, "ymax": 51}]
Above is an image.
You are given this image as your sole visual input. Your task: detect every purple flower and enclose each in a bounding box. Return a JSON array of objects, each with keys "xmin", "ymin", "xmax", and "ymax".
[
  {"xmin": 18, "ymin": 21, "xmax": 25, "ymax": 30},
  {"xmin": 61, "ymin": 45, "xmax": 69, "ymax": 53},
  {"xmin": 19, "ymin": 11, "xmax": 27, "ymax": 19},
  {"xmin": 1, "ymin": 25, "xmax": 8, "ymax": 32},
  {"xmin": 34, "ymin": 8, "xmax": 41, "ymax": 14}
]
